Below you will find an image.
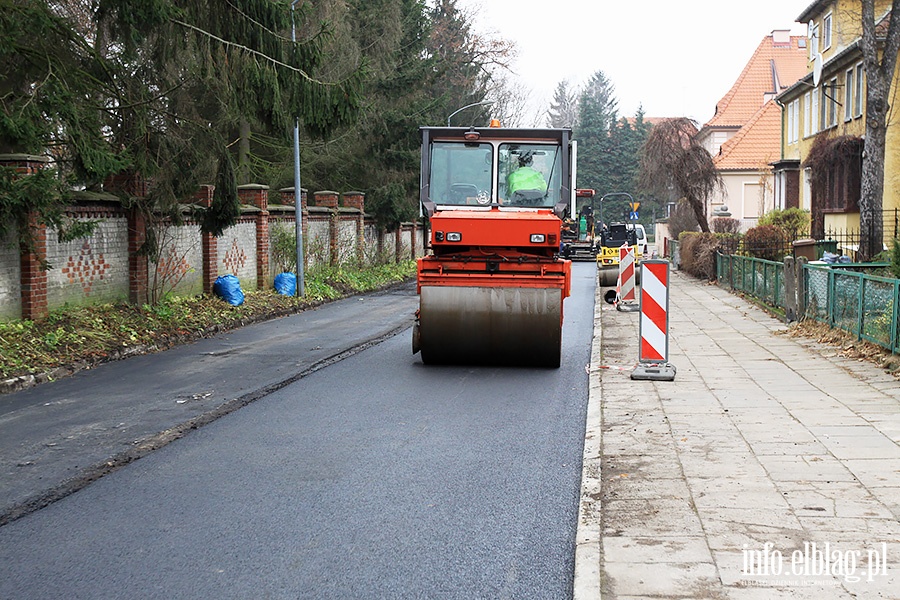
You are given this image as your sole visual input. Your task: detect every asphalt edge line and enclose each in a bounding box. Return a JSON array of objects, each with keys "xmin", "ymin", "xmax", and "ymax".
[
  {"xmin": 573, "ymin": 277, "xmax": 604, "ymax": 599},
  {"xmin": 0, "ymin": 322, "xmax": 412, "ymax": 528}
]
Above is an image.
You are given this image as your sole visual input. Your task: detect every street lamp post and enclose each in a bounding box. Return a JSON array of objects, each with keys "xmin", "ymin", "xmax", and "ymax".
[
  {"xmin": 291, "ymin": 0, "xmax": 305, "ymax": 296},
  {"xmin": 446, "ymin": 100, "xmax": 494, "ymax": 127}
]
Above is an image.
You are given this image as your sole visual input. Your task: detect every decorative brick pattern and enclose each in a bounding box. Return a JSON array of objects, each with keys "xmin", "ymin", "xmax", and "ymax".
[
  {"xmin": 63, "ymin": 241, "xmax": 110, "ymax": 293},
  {"xmin": 218, "ymin": 220, "xmax": 257, "ymax": 288},
  {"xmin": 47, "ymin": 217, "xmax": 129, "ymax": 308},
  {"xmin": 223, "ymin": 238, "xmax": 248, "ymax": 275}
]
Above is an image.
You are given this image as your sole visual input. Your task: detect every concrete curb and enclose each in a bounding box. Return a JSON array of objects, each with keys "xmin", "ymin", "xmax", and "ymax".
[{"xmin": 573, "ymin": 275, "xmax": 604, "ymax": 599}]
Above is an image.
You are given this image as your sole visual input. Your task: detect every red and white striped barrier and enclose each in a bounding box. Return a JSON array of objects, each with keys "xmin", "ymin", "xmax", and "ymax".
[
  {"xmin": 615, "ymin": 244, "xmax": 637, "ymax": 311},
  {"xmin": 632, "ymin": 259, "xmax": 676, "ymax": 381}
]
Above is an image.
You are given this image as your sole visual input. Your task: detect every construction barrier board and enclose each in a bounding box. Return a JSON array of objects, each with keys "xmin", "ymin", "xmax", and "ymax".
[{"xmin": 632, "ymin": 259, "xmax": 676, "ymax": 381}]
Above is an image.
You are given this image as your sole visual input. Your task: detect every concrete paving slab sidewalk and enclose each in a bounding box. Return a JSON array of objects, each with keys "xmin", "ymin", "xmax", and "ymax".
[{"xmin": 577, "ymin": 268, "xmax": 900, "ymax": 600}]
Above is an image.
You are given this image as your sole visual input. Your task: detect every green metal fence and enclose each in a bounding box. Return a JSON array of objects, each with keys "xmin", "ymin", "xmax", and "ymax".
[
  {"xmin": 714, "ymin": 251, "xmax": 900, "ymax": 354},
  {"xmin": 803, "ymin": 264, "xmax": 900, "ymax": 353},
  {"xmin": 716, "ymin": 254, "xmax": 786, "ymax": 310}
]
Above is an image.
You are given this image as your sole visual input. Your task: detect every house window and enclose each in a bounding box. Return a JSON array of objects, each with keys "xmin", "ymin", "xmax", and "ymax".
[
  {"xmin": 811, "ymin": 87, "xmax": 820, "ymax": 133},
  {"xmin": 817, "ymin": 140, "xmax": 863, "ymax": 213},
  {"xmin": 823, "ymin": 12, "xmax": 832, "ymax": 50},
  {"xmin": 804, "ymin": 91, "xmax": 812, "ymax": 137},
  {"xmin": 854, "ymin": 63, "xmax": 864, "ymax": 117},
  {"xmin": 809, "ymin": 23, "xmax": 819, "ymax": 60},
  {"xmin": 845, "ymin": 67, "xmax": 854, "ymax": 121},
  {"xmin": 827, "ymin": 78, "xmax": 838, "ymax": 128},
  {"xmin": 788, "ymin": 99, "xmax": 800, "ymax": 143}
]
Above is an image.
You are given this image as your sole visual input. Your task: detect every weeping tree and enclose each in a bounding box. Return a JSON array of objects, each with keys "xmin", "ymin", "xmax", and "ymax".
[{"xmin": 639, "ymin": 117, "xmax": 721, "ymax": 233}]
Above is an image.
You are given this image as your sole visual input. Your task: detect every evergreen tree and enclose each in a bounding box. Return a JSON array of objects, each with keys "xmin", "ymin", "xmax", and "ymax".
[
  {"xmin": 0, "ymin": 0, "xmax": 364, "ymax": 248},
  {"xmin": 573, "ymin": 70, "xmax": 618, "ymax": 218},
  {"xmin": 546, "ymin": 80, "xmax": 579, "ymax": 128}
]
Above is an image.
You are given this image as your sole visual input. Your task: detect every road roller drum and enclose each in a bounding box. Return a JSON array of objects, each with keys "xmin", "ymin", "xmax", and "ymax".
[{"xmin": 416, "ymin": 285, "xmax": 562, "ymax": 367}]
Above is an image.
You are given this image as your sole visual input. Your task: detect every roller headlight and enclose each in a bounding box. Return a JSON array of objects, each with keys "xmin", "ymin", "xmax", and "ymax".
[
  {"xmin": 530, "ymin": 234, "xmax": 546, "ymax": 243},
  {"xmin": 446, "ymin": 232, "xmax": 462, "ymax": 242}
]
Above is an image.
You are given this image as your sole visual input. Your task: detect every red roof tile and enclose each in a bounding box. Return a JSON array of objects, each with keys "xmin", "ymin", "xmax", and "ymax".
[
  {"xmin": 704, "ymin": 34, "xmax": 808, "ymax": 129},
  {"xmin": 713, "ymin": 100, "xmax": 782, "ymax": 170}
]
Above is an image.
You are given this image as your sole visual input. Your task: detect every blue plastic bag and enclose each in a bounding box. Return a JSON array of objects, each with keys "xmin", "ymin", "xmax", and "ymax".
[
  {"xmin": 213, "ymin": 274, "xmax": 244, "ymax": 306},
  {"xmin": 273, "ymin": 272, "xmax": 297, "ymax": 296}
]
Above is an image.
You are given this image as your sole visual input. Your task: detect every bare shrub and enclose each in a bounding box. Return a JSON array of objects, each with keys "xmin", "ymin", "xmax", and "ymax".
[
  {"xmin": 679, "ymin": 231, "xmax": 719, "ymax": 280},
  {"xmin": 667, "ymin": 201, "xmax": 699, "ymax": 240},
  {"xmin": 743, "ymin": 225, "xmax": 788, "ymax": 261},
  {"xmin": 711, "ymin": 217, "xmax": 741, "ymax": 234}
]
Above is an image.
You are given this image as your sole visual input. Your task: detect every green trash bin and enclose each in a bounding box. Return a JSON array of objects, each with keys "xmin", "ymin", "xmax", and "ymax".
[{"xmin": 816, "ymin": 240, "xmax": 838, "ymax": 259}]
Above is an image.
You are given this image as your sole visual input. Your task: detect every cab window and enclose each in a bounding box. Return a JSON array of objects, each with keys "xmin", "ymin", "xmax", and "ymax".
[
  {"xmin": 499, "ymin": 143, "xmax": 560, "ymax": 207},
  {"xmin": 429, "ymin": 142, "xmax": 493, "ymax": 206}
]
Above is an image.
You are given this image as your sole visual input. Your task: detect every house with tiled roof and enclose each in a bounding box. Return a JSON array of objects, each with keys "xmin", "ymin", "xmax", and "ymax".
[
  {"xmin": 775, "ymin": 0, "xmax": 900, "ymax": 251},
  {"xmin": 694, "ymin": 30, "xmax": 808, "ymax": 228}
]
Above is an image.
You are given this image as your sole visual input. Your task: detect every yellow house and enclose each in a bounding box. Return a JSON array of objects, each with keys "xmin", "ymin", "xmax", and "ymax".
[{"xmin": 774, "ymin": 0, "xmax": 900, "ymax": 252}]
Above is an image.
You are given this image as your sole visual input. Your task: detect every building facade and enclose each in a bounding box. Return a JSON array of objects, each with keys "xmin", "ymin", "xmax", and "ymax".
[{"xmin": 775, "ymin": 0, "xmax": 899, "ymax": 250}]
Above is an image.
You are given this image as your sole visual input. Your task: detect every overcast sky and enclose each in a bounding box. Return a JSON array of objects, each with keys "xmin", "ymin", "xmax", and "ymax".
[{"xmin": 457, "ymin": 0, "xmax": 814, "ymax": 125}]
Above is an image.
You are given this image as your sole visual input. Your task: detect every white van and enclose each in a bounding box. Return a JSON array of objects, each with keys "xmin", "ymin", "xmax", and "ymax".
[{"xmin": 633, "ymin": 224, "xmax": 648, "ymax": 257}]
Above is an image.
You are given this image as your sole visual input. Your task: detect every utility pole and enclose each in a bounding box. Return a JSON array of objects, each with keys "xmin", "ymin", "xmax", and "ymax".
[{"xmin": 291, "ymin": 0, "xmax": 305, "ymax": 296}]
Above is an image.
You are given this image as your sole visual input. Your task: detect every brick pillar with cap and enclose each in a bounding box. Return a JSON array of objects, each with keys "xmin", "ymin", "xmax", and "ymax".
[
  {"xmin": 2, "ymin": 154, "xmax": 51, "ymax": 319},
  {"xmin": 342, "ymin": 191, "xmax": 365, "ymax": 263},
  {"xmin": 315, "ymin": 191, "xmax": 339, "ymax": 266},
  {"xmin": 239, "ymin": 184, "xmax": 269, "ymax": 289},
  {"xmin": 195, "ymin": 185, "xmax": 217, "ymax": 294}
]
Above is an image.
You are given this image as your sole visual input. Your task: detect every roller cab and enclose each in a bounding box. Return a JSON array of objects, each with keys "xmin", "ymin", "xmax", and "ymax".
[{"xmin": 413, "ymin": 125, "xmax": 576, "ymax": 367}]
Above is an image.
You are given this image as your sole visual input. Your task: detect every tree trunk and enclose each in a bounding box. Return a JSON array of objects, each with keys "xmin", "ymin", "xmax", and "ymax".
[
  {"xmin": 688, "ymin": 195, "xmax": 711, "ymax": 233},
  {"xmin": 860, "ymin": 93, "xmax": 886, "ymax": 261},
  {"xmin": 858, "ymin": 0, "xmax": 900, "ymax": 261}
]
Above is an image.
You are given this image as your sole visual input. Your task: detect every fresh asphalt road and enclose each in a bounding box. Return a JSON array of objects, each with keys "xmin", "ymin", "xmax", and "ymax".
[{"xmin": 0, "ymin": 262, "xmax": 595, "ymax": 599}]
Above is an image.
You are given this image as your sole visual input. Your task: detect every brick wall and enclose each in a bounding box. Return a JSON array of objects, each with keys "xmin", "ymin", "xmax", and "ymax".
[
  {"xmin": 0, "ymin": 229, "xmax": 21, "ymax": 320},
  {"xmin": 0, "ymin": 181, "xmax": 427, "ymax": 321},
  {"xmin": 46, "ymin": 213, "xmax": 130, "ymax": 309},
  {"xmin": 217, "ymin": 219, "xmax": 258, "ymax": 289},
  {"xmin": 148, "ymin": 221, "xmax": 203, "ymax": 298}
]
